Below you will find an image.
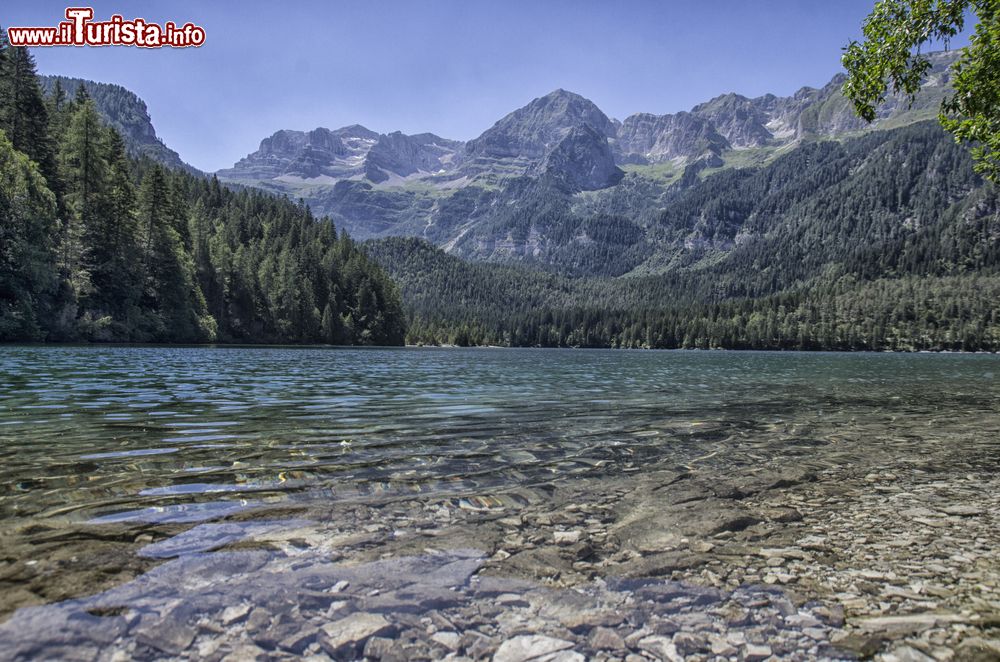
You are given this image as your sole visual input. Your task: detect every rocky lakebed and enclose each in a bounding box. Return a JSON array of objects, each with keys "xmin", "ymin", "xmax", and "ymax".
[{"xmin": 1, "ymin": 407, "xmax": 999, "ymax": 662}]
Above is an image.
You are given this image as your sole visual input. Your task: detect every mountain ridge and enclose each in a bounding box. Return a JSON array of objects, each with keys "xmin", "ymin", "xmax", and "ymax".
[
  {"xmin": 45, "ymin": 50, "xmax": 969, "ymax": 276},
  {"xmin": 214, "ymin": 50, "xmax": 961, "ymax": 243}
]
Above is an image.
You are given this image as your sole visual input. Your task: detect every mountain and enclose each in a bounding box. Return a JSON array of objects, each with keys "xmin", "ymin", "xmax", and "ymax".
[
  {"xmin": 613, "ymin": 111, "xmax": 728, "ymax": 164},
  {"xmin": 365, "ymin": 132, "xmax": 464, "ymax": 183},
  {"xmin": 219, "ymin": 125, "xmax": 466, "ymax": 184},
  {"xmin": 27, "ymin": 49, "xmax": 996, "ymax": 351},
  {"xmin": 467, "ymin": 88, "xmax": 617, "ymax": 160},
  {"xmin": 694, "ymin": 50, "xmax": 957, "ymax": 145},
  {"xmin": 461, "ymin": 88, "xmax": 621, "ymax": 187},
  {"xmin": 366, "ymin": 120, "xmax": 1000, "ymax": 350},
  {"xmin": 690, "ymin": 94, "xmax": 772, "ymax": 148},
  {"xmin": 217, "ymin": 51, "xmax": 962, "ymax": 245},
  {"xmin": 218, "ymin": 125, "xmax": 378, "ymax": 182},
  {"xmin": 39, "ymin": 76, "xmax": 202, "ymax": 176},
  {"xmin": 218, "ymin": 88, "xmax": 625, "ymax": 206}
]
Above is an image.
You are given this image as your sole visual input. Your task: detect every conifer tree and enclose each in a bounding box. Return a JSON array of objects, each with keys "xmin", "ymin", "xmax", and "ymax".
[
  {"xmin": 0, "ymin": 131, "xmax": 58, "ymax": 339},
  {"xmin": 88, "ymin": 127, "xmax": 142, "ymax": 326},
  {"xmin": 137, "ymin": 165, "xmax": 213, "ymax": 341},
  {"xmin": 58, "ymin": 99, "xmax": 109, "ymax": 304},
  {"xmin": 0, "ymin": 46, "xmax": 58, "ymax": 189}
]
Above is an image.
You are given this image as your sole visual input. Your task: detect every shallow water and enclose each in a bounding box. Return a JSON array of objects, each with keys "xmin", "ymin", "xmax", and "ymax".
[
  {"xmin": 2, "ymin": 346, "xmax": 1000, "ymax": 659},
  {"xmin": 1, "ymin": 346, "xmax": 997, "ymax": 526}
]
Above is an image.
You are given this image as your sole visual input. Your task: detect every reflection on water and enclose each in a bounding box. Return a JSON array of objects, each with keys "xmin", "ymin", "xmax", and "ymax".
[{"xmin": 0, "ymin": 346, "xmax": 997, "ymax": 525}]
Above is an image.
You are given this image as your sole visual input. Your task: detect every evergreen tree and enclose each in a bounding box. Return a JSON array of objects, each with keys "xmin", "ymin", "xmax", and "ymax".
[
  {"xmin": 0, "ymin": 130, "xmax": 58, "ymax": 340},
  {"xmin": 0, "ymin": 46, "xmax": 59, "ymax": 190},
  {"xmin": 321, "ymin": 299, "xmax": 344, "ymax": 344},
  {"xmin": 58, "ymin": 99, "xmax": 109, "ymax": 310},
  {"xmin": 137, "ymin": 165, "xmax": 214, "ymax": 341},
  {"xmin": 87, "ymin": 128, "xmax": 142, "ymax": 330}
]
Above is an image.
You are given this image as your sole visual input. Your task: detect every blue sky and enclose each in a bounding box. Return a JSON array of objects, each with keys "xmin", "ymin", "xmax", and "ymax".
[{"xmin": 4, "ymin": 1, "xmax": 971, "ymax": 172}]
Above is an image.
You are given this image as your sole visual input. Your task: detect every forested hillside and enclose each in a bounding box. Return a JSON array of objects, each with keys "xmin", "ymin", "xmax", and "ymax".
[
  {"xmin": 369, "ymin": 237, "xmax": 1000, "ymax": 351},
  {"xmin": 0, "ymin": 44, "xmax": 405, "ymax": 345},
  {"xmin": 367, "ymin": 121, "xmax": 1000, "ymax": 351},
  {"xmin": 39, "ymin": 75, "xmax": 201, "ymax": 175}
]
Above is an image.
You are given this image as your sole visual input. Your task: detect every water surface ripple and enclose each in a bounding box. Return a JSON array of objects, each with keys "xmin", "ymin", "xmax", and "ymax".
[{"xmin": 1, "ymin": 346, "xmax": 997, "ymax": 525}]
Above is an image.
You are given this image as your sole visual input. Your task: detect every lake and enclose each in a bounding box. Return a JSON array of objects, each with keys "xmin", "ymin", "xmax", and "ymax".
[
  {"xmin": 1, "ymin": 346, "xmax": 996, "ymax": 526},
  {"xmin": 1, "ymin": 346, "xmax": 998, "ymax": 659}
]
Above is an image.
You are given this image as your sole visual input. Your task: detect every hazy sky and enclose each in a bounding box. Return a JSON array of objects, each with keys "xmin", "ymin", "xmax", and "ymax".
[{"xmin": 5, "ymin": 1, "xmax": 971, "ymax": 172}]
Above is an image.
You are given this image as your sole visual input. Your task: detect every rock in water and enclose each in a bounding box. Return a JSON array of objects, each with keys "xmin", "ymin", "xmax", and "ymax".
[
  {"xmin": 493, "ymin": 634, "xmax": 575, "ymax": 662},
  {"xmin": 320, "ymin": 612, "xmax": 393, "ymax": 656}
]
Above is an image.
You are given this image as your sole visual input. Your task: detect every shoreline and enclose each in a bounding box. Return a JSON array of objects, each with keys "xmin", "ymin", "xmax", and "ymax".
[
  {"xmin": 407, "ymin": 344, "xmax": 1000, "ymax": 355},
  {"xmin": 2, "ymin": 341, "xmax": 998, "ymax": 355}
]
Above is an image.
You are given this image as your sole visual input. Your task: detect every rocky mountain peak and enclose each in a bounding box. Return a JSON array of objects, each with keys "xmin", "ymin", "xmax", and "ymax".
[
  {"xmin": 217, "ymin": 124, "xmax": 381, "ymax": 182},
  {"xmin": 363, "ymin": 132, "xmax": 464, "ymax": 183},
  {"xmin": 257, "ymin": 128, "xmax": 346, "ymax": 157},
  {"xmin": 538, "ymin": 124, "xmax": 624, "ymax": 191},
  {"xmin": 465, "ymin": 88, "xmax": 616, "ymax": 161},
  {"xmin": 691, "ymin": 93, "xmax": 773, "ymax": 148},
  {"xmin": 615, "ymin": 111, "xmax": 730, "ymax": 164},
  {"xmin": 334, "ymin": 124, "xmax": 380, "ymax": 141},
  {"xmin": 210, "ymin": 49, "xmax": 964, "ymax": 240}
]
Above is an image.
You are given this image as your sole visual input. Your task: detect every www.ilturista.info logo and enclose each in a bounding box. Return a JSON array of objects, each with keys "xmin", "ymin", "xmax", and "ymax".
[{"xmin": 6, "ymin": 7, "xmax": 205, "ymax": 48}]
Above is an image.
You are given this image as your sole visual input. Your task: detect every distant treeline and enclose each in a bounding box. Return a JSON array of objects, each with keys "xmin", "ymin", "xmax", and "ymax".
[
  {"xmin": 0, "ymin": 43, "xmax": 404, "ymax": 344},
  {"xmin": 368, "ymin": 237, "xmax": 1000, "ymax": 351}
]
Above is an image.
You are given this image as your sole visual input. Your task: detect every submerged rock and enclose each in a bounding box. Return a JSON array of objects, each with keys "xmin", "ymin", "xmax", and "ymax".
[
  {"xmin": 320, "ymin": 612, "xmax": 394, "ymax": 656},
  {"xmin": 493, "ymin": 634, "xmax": 575, "ymax": 662}
]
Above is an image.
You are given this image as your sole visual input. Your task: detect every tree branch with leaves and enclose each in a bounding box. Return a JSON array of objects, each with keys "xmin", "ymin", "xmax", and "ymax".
[{"xmin": 843, "ymin": 0, "xmax": 1000, "ymax": 180}]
